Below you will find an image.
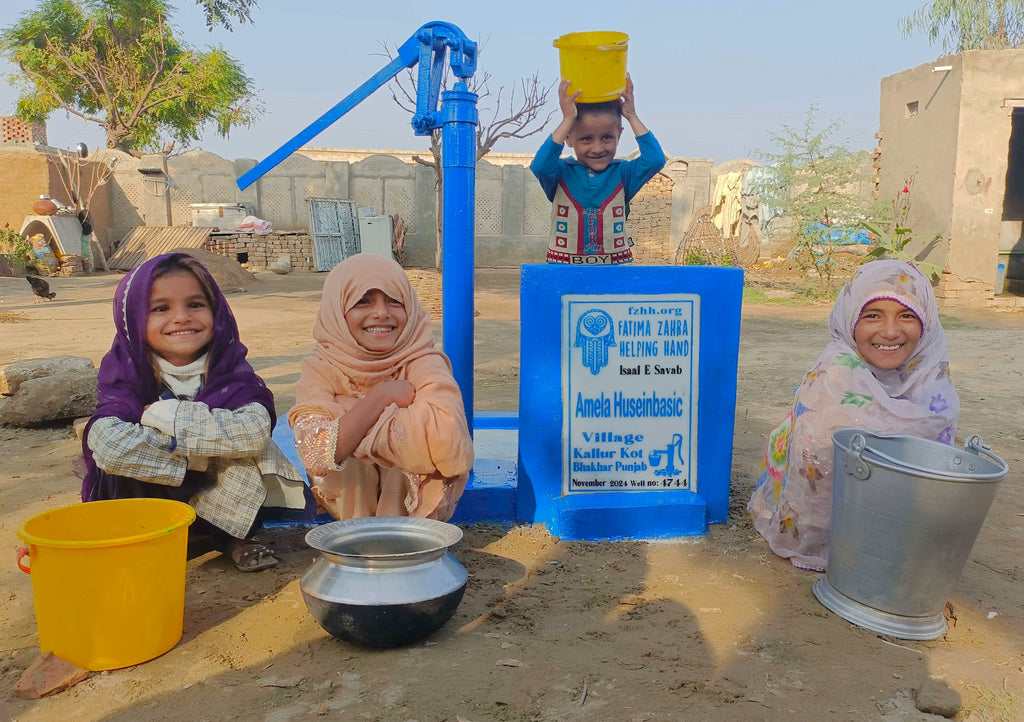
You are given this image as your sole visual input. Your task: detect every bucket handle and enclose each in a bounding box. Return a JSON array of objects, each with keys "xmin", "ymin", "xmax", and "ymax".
[
  {"xmin": 962, "ymin": 434, "xmax": 1009, "ymax": 475},
  {"xmin": 846, "ymin": 432, "xmax": 1006, "ymax": 481},
  {"xmin": 16, "ymin": 546, "xmax": 30, "ymax": 574},
  {"xmin": 846, "ymin": 433, "xmax": 872, "ymax": 480}
]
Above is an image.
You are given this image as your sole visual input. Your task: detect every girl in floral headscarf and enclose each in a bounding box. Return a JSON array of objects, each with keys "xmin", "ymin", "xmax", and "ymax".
[
  {"xmin": 747, "ymin": 260, "xmax": 959, "ymax": 571},
  {"xmin": 288, "ymin": 254, "xmax": 473, "ymax": 521}
]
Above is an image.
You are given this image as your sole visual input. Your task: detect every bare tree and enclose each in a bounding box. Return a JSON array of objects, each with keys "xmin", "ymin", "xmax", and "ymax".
[{"xmin": 381, "ymin": 42, "xmax": 555, "ymax": 269}]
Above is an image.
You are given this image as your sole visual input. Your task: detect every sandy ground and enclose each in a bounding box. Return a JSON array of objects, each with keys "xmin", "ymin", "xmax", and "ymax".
[{"xmin": 0, "ymin": 267, "xmax": 1022, "ymax": 722}]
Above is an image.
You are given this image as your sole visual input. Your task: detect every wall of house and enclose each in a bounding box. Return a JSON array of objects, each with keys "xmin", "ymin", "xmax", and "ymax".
[
  {"xmin": 879, "ymin": 49, "xmax": 1024, "ymax": 305},
  {"xmin": 0, "ymin": 147, "xmax": 113, "ymax": 251},
  {"xmin": 878, "ymin": 54, "xmax": 962, "ymax": 270},
  {"xmin": 0, "ymin": 149, "xmax": 51, "ymax": 232},
  {"xmin": 950, "ymin": 51, "xmax": 1024, "ymax": 287}
]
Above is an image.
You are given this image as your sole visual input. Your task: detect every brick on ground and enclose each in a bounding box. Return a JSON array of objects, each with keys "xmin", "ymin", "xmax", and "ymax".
[{"xmin": 14, "ymin": 652, "xmax": 90, "ymax": 699}]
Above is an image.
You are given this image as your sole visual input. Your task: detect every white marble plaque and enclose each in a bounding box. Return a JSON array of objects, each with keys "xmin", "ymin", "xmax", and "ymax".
[{"xmin": 562, "ymin": 294, "xmax": 700, "ymax": 494}]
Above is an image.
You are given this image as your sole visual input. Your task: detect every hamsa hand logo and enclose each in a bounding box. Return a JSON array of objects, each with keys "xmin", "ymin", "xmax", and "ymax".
[{"xmin": 575, "ymin": 309, "xmax": 615, "ymax": 375}]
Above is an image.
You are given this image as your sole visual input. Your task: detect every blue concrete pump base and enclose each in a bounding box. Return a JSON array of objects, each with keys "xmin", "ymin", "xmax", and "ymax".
[{"xmin": 516, "ymin": 264, "xmax": 743, "ymax": 542}]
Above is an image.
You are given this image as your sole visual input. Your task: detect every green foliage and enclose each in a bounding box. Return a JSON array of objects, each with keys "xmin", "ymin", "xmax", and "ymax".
[
  {"xmin": 743, "ymin": 287, "xmax": 799, "ymax": 306},
  {"xmin": 860, "ymin": 174, "xmax": 944, "ymax": 279},
  {"xmin": 758, "ymin": 104, "xmax": 880, "ymax": 295},
  {"xmin": 0, "ymin": 0, "xmax": 262, "ymax": 152},
  {"xmin": 901, "ymin": 0, "xmax": 1024, "ymax": 52},
  {"xmin": 743, "ymin": 284, "xmax": 837, "ymax": 307},
  {"xmin": 0, "ymin": 224, "xmax": 33, "ymax": 274},
  {"xmin": 679, "ymin": 249, "xmax": 734, "ymax": 267},
  {"xmin": 194, "ymin": 0, "xmax": 257, "ymax": 31}
]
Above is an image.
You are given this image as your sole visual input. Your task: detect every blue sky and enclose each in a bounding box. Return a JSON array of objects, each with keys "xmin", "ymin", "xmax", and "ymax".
[{"xmin": 0, "ymin": 0, "xmax": 944, "ymax": 164}]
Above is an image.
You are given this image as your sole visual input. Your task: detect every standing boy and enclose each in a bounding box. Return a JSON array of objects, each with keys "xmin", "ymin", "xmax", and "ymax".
[{"xmin": 530, "ymin": 75, "xmax": 666, "ymax": 264}]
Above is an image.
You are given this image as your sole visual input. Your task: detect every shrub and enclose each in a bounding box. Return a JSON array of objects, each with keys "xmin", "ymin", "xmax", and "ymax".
[{"xmin": 0, "ymin": 224, "xmax": 32, "ymax": 275}]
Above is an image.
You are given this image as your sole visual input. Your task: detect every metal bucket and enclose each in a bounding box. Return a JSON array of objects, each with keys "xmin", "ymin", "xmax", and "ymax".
[{"xmin": 813, "ymin": 429, "xmax": 1007, "ymax": 640}]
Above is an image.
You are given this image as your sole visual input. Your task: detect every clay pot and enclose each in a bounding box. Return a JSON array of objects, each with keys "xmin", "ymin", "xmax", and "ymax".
[{"xmin": 33, "ymin": 196, "xmax": 58, "ymax": 216}]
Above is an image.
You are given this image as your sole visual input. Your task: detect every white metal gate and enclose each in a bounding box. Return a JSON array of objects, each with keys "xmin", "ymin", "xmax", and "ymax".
[{"xmin": 307, "ymin": 198, "xmax": 360, "ymax": 271}]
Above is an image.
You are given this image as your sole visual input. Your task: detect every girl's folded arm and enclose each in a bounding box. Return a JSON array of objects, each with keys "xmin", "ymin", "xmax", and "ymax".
[
  {"xmin": 364, "ymin": 376, "xmax": 473, "ymax": 476},
  {"xmin": 172, "ymin": 401, "xmax": 271, "ymax": 458},
  {"xmin": 87, "ymin": 415, "xmax": 188, "ymax": 486}
]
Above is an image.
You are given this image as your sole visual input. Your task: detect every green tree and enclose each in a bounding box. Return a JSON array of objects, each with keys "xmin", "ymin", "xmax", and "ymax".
[
  {"xmin": 757, "ymin": 104, "xmax": 880, "ymax": 294},
  {"xmin": 1, "ymin": 0, "xmax": 262, "ymax": 153},
  {"xmin": 194, "ymin": 0, "xmax": 257, "ymax": 31},
  {"xmin": 901, "ymin": 0, "xmax": 1024, "ymax": 52}
]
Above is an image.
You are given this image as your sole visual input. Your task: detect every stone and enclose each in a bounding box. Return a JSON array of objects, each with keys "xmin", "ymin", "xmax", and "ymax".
[
  {"xmin": 0, "ymin": 356, "xmax": 94, "ymax": 395},
  {"xmin": 269, "ymin": 254, "xmax": 292, "ymax": 275},
  {"xmin": 263, "ymin": 703, "xmax": 313, "ymax": 722},
  {"xmin": 914, "ymin": 678, "xmax": 961, "ymax": 718},
  {"xmin": 14, "ymin": 652, "xmax": 90, "ymax": 699},
  {"xmin": 0, "ymin": 368, "xmax": 98, "ymax": 427}
]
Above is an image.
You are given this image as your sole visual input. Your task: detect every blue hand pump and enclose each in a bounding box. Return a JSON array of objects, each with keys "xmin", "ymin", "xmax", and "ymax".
[{"xmin": 236, "ymin": 23, "xmax": 479, "ymax": 432}]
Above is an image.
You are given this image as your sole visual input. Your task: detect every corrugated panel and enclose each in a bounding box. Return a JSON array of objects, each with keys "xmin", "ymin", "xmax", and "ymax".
[{"xmin": 108, "ymin": 226, "xmax": 213, "ymax": 270}]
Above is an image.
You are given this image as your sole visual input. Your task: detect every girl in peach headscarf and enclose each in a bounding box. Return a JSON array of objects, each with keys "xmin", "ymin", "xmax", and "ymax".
[{"xmin": 288, "ymin": 254, "xmax": 473, "ymax": 521}]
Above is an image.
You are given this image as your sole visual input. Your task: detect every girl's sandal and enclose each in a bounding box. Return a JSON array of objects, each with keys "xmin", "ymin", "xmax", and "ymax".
[{"xmin": 229, "ymin": 541, "xmax": 279, "ymax": 573}]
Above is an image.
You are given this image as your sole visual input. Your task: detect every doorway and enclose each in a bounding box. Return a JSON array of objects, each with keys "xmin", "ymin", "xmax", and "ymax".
[{"xmin": 1000, "ymin": 107, "xmax": 1024, "ymax": 289}]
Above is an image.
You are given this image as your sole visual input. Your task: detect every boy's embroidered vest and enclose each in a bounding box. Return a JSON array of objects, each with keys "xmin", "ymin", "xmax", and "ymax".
[{"xmin": 546, "ymin": 180, "xmax": 633, "ymax": 265}]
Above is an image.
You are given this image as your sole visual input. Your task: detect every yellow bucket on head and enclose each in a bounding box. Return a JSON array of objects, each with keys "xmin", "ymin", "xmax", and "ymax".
[
  {"xmin": 17, "ymin": 498, "xmax": 195, "ymax": 671},
  {"xmin": 554, "ymin": 31, "xmax": 629, "ymax": 103}
]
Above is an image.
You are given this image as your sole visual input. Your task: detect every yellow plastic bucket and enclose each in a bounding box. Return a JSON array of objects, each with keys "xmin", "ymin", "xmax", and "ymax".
[
  {"xmin": 17, "ymin": 498, "xmax": 195, "ymax": 671},
  {"xmin": 554, "ymin": 31, "xmax": 629, "ymax": 103}
]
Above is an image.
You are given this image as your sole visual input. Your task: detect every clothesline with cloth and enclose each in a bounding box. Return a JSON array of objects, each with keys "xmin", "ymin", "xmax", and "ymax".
[{"xmin": 710, "ymin": 166, "xmax": 785, "ymax": 239}]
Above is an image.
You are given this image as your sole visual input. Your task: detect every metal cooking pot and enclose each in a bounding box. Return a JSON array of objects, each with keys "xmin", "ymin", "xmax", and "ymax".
[{"xmin": 300, "ymin": 516, "xmax": 467, "ymax": 647}]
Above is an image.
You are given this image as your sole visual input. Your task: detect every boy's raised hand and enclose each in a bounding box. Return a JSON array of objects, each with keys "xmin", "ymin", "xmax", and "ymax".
[
  {"xmin": 619, "ymin": 74, "xmax": 650, "ymax": 137},
  {"xmin": 558, "ymin": 78, "xmax": 582, "ymax": 121},
  {"xmin": 620, "ymin": 74, "xmax": 637, "ymax": 121},
  {"xmin": 551, "ymin": 78, "xmax": 583, "ymax": 145}
]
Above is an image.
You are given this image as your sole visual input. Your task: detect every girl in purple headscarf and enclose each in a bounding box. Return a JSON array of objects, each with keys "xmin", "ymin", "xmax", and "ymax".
[
  {"xmin": 81, "ymin": 253, "xmax": 306, "ymax": 572},
  {"xmin": 747, "ymin": 260, "xmax": 960, "ymax": 572}
]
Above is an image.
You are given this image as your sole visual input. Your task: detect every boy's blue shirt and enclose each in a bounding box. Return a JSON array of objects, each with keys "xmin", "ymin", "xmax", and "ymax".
[{"xmin": 530, "ymin": 131, "xmax": 666, "ymax": 216}]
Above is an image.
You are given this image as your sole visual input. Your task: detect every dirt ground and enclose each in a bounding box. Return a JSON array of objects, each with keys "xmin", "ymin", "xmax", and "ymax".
[{"xmin": 0, "ymin": 265, "xmax": 1022, "ymax": 722}]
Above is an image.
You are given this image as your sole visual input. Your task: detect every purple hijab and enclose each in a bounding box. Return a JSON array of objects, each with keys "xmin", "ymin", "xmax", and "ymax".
[{"xmin": 80, "ymin": 253, "xmax": 275, "ymax": 501}]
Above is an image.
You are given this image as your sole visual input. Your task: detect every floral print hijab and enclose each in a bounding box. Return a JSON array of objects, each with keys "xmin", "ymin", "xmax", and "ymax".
[{"xmin": 747, "ymin": 260, "xmax": 959, "ymax": 571}]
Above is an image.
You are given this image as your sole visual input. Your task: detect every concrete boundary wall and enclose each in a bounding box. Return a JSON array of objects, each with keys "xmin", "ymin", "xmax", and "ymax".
[{"xmin": 4, "ymin": 145, "xmax": 723, "ymax": 268}]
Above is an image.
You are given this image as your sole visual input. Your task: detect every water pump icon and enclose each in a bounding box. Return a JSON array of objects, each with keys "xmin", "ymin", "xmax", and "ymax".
[{"xmin": 648, "ymin": 434, "xmax": 685, "ymax": 477}]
